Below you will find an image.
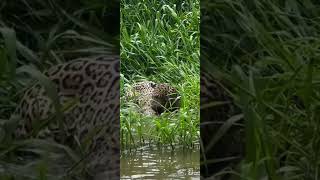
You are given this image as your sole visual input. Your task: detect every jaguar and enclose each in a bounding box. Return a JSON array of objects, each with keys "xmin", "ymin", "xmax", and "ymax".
[
  {"xmin": 125, "ymin": 81, "xmax": 180, "ymax": 116},
  {"xmin": 13, "ymin": 54, "xmax": 242, "ymax": 179},
  {"xmin": 14, "ymin": 55, "xmax": 120, "ymax": 180}
]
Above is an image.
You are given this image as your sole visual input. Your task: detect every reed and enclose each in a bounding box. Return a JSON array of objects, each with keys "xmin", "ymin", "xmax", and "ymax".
[
  {"xmin": 120, "ymin": 0, "xmax": 200, "ymax": 149},
  {"xmin": 201, "ymin": 0, "xmax": 320, "ymax": 179}
]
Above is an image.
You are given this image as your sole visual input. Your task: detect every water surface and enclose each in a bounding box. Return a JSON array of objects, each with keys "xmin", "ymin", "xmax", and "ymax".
[{"xmin": 121, "ymin": 145, "xmax": 200, "ymax": 179}]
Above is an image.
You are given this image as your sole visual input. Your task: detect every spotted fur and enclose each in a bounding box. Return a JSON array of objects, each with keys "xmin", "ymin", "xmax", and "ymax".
[
  {"xmin": 14, "ymin": 55, "xmax": 120, "ymax": 180},
  {"xmin": 126, "ymin": 81, "xmax": 180, "ymax": 116}
]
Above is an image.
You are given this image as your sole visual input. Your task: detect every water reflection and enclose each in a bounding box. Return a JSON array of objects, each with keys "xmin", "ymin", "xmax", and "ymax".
[{"xmin": 121, "ymin": 145, "xmax": 200, "ymax": 179}]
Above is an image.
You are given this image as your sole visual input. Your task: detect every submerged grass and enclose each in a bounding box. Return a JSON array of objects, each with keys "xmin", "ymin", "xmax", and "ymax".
[
  {"xmin": 120, "ymin": 0, "xmax": 200, "ymax": 149},
  {"xmin": 201, "ymin": 0, "xmax": 320, "ymax": 179}
]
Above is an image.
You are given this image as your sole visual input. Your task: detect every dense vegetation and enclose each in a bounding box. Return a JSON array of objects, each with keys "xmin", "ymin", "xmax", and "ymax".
[
  {"xmin": 2, "ymin": 0, "xmax": 318, "ymax": 179},
  {"xmin": 0, "ymin": 0, "xmax": 119, "ymax": 179},
  {"xmin": 120, "ymin": 0, "xmax": 200, "ymax": 149},
  {"xmin": 201, "ymin": 0, "xmax": 320, "ymax": 179}
]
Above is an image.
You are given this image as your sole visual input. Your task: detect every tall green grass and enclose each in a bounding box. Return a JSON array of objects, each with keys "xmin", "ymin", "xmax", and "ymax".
[
  {"xmin": 201, "ymin": 0, "xmax": 320, "ymax": 179},
  {"xmin": 120, "ymin": 0, "xmax": 200, "ymax": 149},
  {"xmin": 0, "ymin": 1, "xmax": 119, "ymax": 179}
]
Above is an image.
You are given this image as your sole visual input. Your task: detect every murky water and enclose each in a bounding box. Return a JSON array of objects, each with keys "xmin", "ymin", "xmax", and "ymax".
[{"xmin": 121, "ymin": 145, "xmax": 200, "ymax": 179}]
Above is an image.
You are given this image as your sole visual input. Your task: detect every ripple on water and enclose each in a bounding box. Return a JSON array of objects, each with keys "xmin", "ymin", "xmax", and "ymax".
[{"xmin": 121, "ymin": 145, "xmax": 200, "ymax": 179}]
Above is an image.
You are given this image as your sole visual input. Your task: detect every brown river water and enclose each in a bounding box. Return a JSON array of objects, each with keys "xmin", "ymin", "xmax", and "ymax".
[{"xmin": 121, "ymin": 145, "xmax": 200, "ymax": 179}]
